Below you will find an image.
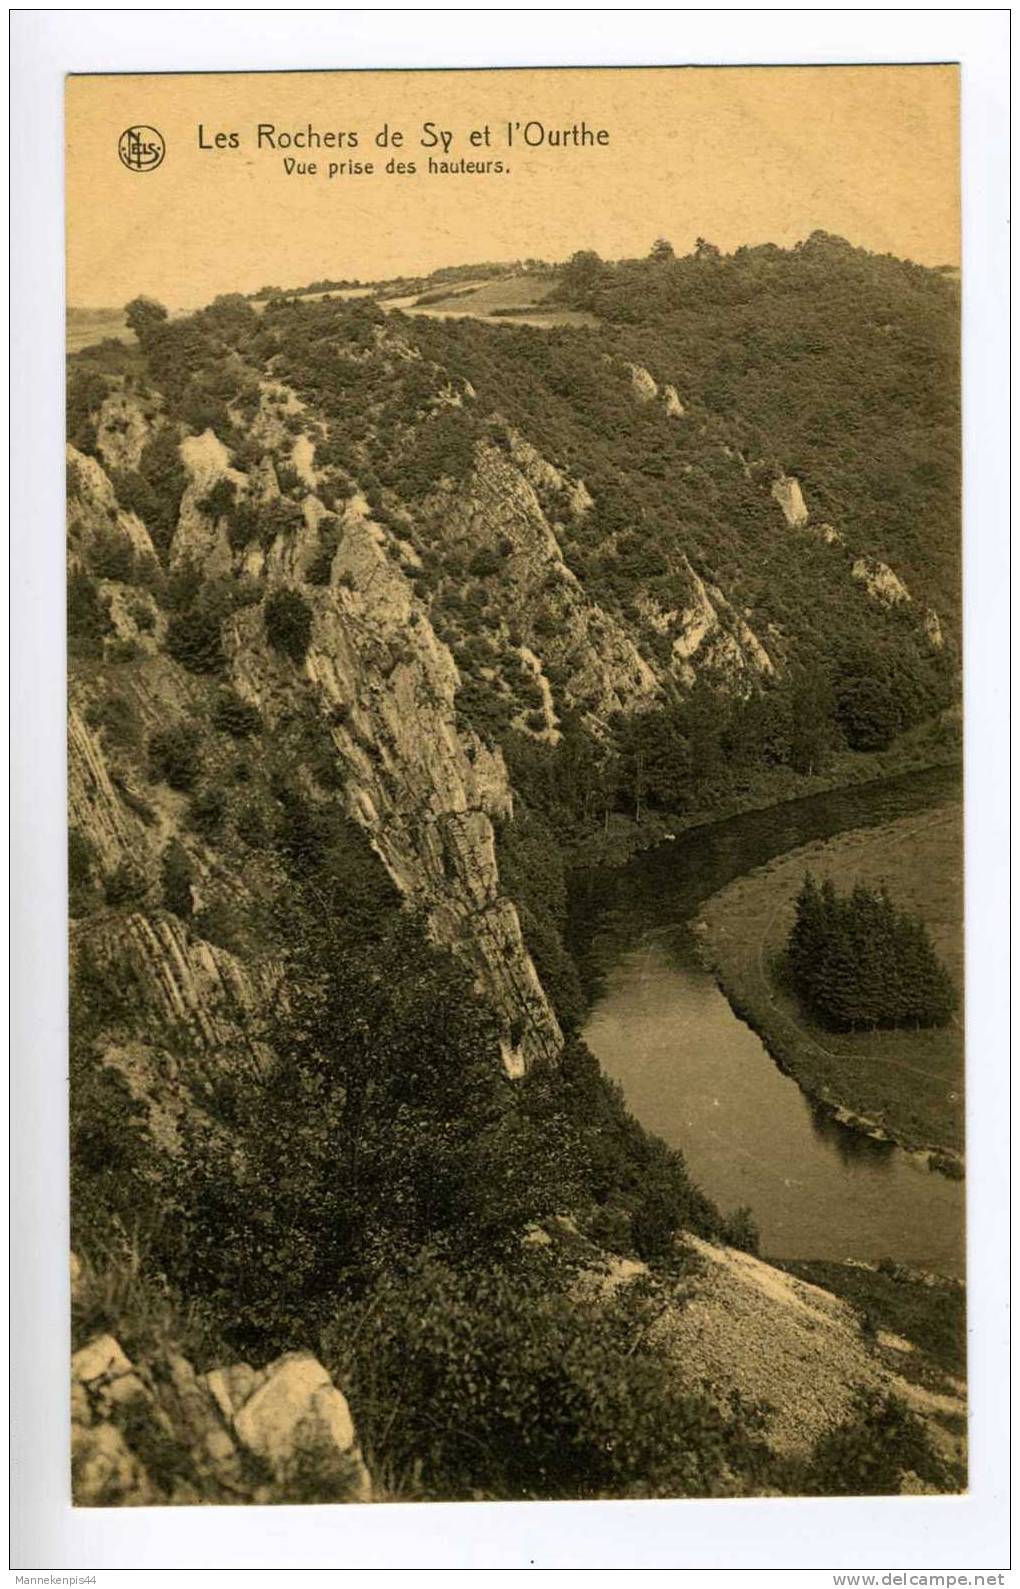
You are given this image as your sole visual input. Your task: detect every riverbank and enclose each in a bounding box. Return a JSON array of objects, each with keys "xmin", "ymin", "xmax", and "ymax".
[
  {"xmin": 697, "ymin": 801, "xmax": 964, "ymax": 1174},
  {"xmin": 565, "ymin": 717, "xmax": 961, "ymax": 873}
]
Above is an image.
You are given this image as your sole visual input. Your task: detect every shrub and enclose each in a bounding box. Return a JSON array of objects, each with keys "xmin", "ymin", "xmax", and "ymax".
[
  {"xmin": 148, "ymin": 724, "xmax": 202, "ymax": 791},
  {"xmin": 225, "ymin": 502, "xmax": 260, "ymax": 552},
  {"xmin": 212, "ymin": 688, "xmax": 262, "ymax": 738},
  {"xmin": 86, "ymin": 692, "xmax": 142, "ymax": 755},
  {"xmin": 86, "ymin": 528, "xmax": 136, "ymax": 584},
  {"xmin": 467, "ymin": 545, "xmax": 503, "ymax": 579},
  {"xmin": 264, "ymin": 588, "xmax": 312, "ymax": 664},
  {"xmin": 800, "ymin": 1389, "xmax": 950, "ymax": 1495},
  {"xmin": 165, "ymin": 606, "xmax": 224, "ymax": 675},
  {"xmin": 68, "ymin": 571, "xmax": 113, "ymax": 658},
  {"xmin": 127, "ymin": 429, "xmax": 188, "ymax": 562},
  {"xmin": 69, "ymin": 828, "xmax": 98, "ymax": 917},
  {"xmin": 199, "ymin": 478, "xmax": 238, "ymax": 520},
  {"xmin": 307, "ymin": 518, "xmax": 340, "ymax": 587},
  {"xmin": 189, "ymin": 787, "xmax": 227, "ymax": 838},
  {"xmin": 330, "ymin": 1255, "xmax": 770, "ymax": 1500},
  {"xmin": 103, "ymin": 860, "xmax": 148, "ymax": 907},
  {"xmin": 160, "ymin": 841, "xmax": 193, "ymax": 917},
  {"xmin": 719, "ymin": 1206, "xmax": 761, "ymax": 1255}
]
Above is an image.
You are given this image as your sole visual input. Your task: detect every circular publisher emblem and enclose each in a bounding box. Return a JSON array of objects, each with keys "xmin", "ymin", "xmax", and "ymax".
[{"xmin": 118, "ymin": 125, "xmax": 165, "ymax": 173}]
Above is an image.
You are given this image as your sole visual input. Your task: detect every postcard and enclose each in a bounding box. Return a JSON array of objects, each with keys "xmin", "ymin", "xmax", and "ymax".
[{"xmin": 64, "ymin": 63, "xmax": 966, "ymax": 1509}]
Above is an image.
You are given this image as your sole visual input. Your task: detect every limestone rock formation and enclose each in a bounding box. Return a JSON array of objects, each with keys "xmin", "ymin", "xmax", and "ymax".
[
  {"xmin": 67, "ymin": 445, "xmax": 156, "ymax": 572},
  {"xmin": 95, "ymin": 390, "xmax": 159, "ymax": 475},
  {"xmin": 851, "ymin": 557, "xmax": 911, "ymax": 606},
  {"xmin": 71, "ymin": 1331, "xmax": 370, "ymax": 1505},
  {"xmin": 626, "ymin": 363, "xmax": 659, "ymax": 403},
  {"xmin": 226, "ymin": 481, "xmax": 563, "ymax": 1074},
  {"xmin": 669, "ymin": 558, "xmax": 773, "ymax": 684},
  {"xmin": 770, "ymin": 474, "xmax": 809, "ymax": 528}
]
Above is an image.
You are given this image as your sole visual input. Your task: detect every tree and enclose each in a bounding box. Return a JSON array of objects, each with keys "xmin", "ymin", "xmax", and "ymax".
[
  {"xmin": 786, "ymin": 873, "xmax": 956, "ymax": 1030},
  {"xmin": 649, "ymin": 237, "xmax": 676, "ymax": 263},
  {"xmin": 124, "ymin": 295, "xmax": 168, "ymax": 341},
  {"xmin": 160, "ymin": 917, "xmax": 570, "ymax": 1351},
  {"xmin": 560, "ymin": 249, "xmax": 606, "ymax": 304},
  {"xmin": 836, "ymin": 674, "xmax": 900, "ymax": 752},
  {"xmin": 264, "ymin": 588, "xmax": 313, "ymax": 664}
]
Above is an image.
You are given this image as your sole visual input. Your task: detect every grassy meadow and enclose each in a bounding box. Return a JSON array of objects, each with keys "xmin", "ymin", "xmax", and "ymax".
[{"xmin": 700, "ymin": 801, "xmax": 964, "ymax": 1164}]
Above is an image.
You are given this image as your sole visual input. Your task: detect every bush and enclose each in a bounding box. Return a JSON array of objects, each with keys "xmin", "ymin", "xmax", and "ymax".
[
  {"xmin": 103, "ymin": 860, "xmax": 148, "ymax": 907},
  {"xmin": 225, "ymin": 502, "xmax": 260, "ymax": 552},
  {"xmin": 199, "ymin": 478, "xmax": 238, "ymax": 520},
  {"xmin": 86, "ymin": 692, "xmax": 143, "ymax": 755},
  {"xmin": 160, "ymin": 841, "xmax": 194, "ymax": 917},
  {"xmin": 719, "ymin": 1206, "xmax": 761, "ymax": 1255},
  {"xmin": 330, "ymin": 1255, "xmax": 771, "ymax": 1500},
  {"xmin": 68, "ymin": 571, "xmax": 113, "ymax": 658},
  {"xmin": 264, "ymin": 588, "xmax": 313, "ymax": 664},
  {"xmin": 212, "ymin": 688, "xmax": 262, "ymax": 738},
  {"xmin": 86, "ymin": 528, "xmax": 137, "ymax": 584},
  {"xmin": 69, "ymin": 828, "xmax": 98, "ymax": 917},
  {"xmin": 165, "ymin": 606, "xmax": 224, "ymax": 675},
  {"xmin": 799, "ymin": 1389, "xmax": 951, "ymax": 1495},
  {"xmin": 148, "ymin": 724, "xmax": 202, "ymax": 791},
  {"xmin": 467, "ymin": 545, "xmax": 504, "ymax": 579},
  {"xmin": 189, "ymin": 787, "xmax": 227, "ymax": 838}
]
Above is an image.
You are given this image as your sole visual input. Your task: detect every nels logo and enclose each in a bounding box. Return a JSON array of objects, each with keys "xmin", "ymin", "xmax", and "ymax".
[{"xmin": 118, "ymin": 125, "xmax": 165, "ymax": 173}]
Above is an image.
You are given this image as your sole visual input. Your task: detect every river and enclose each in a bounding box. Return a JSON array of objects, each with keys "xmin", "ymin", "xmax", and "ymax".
[{"xmin": 573, "ymin": 765, "xmax": 965, "ymax": 1275}]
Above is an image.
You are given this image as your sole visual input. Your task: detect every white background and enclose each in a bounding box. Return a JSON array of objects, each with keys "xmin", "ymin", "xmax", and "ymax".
[{"xmin": 9, "ymin": 7, "xmax": 1011, "ymax": 1578}]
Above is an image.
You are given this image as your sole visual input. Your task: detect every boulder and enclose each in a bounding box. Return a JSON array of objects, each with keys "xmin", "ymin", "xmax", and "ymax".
[{"xmin": 231, "ymin": 1352, "xmax": 372, "ymax": 1501}]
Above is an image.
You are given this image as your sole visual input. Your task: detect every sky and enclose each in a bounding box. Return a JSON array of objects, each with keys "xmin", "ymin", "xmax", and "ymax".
[{"xmin": 66, "ymin": 65, "xmax": 960, "ymax": 308}]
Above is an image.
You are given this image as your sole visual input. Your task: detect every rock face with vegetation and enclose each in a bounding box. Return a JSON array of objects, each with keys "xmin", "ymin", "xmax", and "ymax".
[{"xmin": 66, "ymin": 234, "xmax": 962, "ymax": 1503}]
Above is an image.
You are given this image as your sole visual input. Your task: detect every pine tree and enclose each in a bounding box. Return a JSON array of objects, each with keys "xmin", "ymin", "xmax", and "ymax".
[{"xmin": 786, "ymin": 874, "xmax": 956, "ymax": 1030}]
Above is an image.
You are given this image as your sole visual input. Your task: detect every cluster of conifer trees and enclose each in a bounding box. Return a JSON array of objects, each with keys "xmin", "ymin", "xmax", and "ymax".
[{"xmin": 787, "ymin": 874, "xmax": 956, "ymax": 1031}]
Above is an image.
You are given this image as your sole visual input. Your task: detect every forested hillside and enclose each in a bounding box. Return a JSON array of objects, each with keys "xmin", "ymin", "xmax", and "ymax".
[{"xmin": 66, "ymin": 236, "xmax": 963, "ymax": 1503}]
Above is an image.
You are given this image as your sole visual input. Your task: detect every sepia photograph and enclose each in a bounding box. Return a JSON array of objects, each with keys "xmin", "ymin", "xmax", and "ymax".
[{"xmin": 62, "ymin": 59, "xmax": 971, "ymax": 1513}]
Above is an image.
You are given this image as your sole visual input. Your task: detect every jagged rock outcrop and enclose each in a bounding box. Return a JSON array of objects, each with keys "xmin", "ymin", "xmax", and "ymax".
[
  {"xmin": 626, "ymin": 363, "xmax": 659, "ymax": 404},
  {"xmin": 95, "ymin": 390, "xmax": 159, "ymax": 474},
  {"xmin": 506, "ymin": 430, "xmax": 593, "ymax": 521},
  {"xmin": 77, "ymin": 910, "xmax": 270, "ymax": 1055},
  {"xmin": 770, "ymin": 474, "xmax": 809, "ymax": 527},
  {"xmin": 72, "ymin": 1331, "xmax": 370, "ymax": 1506},
  {"xmin": 434, "ymin": 441, "xmax": 658, "ymax": 722},
  {"xmin": 67, "ymin": 445, "xmax": 156, "ymax": 572},
  {"xmin": 226, "ymin": 485, "xmax": 562, "ymax": 1075},
  {"xmin": 68, "ymin": 706, "xmax": 147, "ymax": 873},
  {"xmin": 925, "ymin": 608, "xmax": 944, "ymax": 649},
  {"xmin": 662, "ymin": 384, "xmax": 685, "ymax": 417},
  {"xmin": 852, "ymin": 557, "xmax": 911, "ymax": 606},
  {"xmin": 668, "ymin": 558, "xmax": 773, "ymax": 684},
  {"xmin": 172, "ymin": 431, "xmax": 245, "ymax": 577}
]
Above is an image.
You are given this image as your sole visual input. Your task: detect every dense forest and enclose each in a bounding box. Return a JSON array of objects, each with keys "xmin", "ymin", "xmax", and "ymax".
[{"xmin": 66, "ymin": 234, "xmax": 963, "ymax": 1502}]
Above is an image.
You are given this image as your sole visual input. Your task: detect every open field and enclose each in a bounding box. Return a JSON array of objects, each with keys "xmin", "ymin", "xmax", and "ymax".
[
  {"xmin": 699, "ymin": 801, "xmax": 964, "ymax": 1164},
  {"xmin": 66, "ymin": 306, "xmax": 136, "ymax": 352},
  {"xmin": 385, "ymin": 273, "xmax": 598, "ymax": 328}
]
